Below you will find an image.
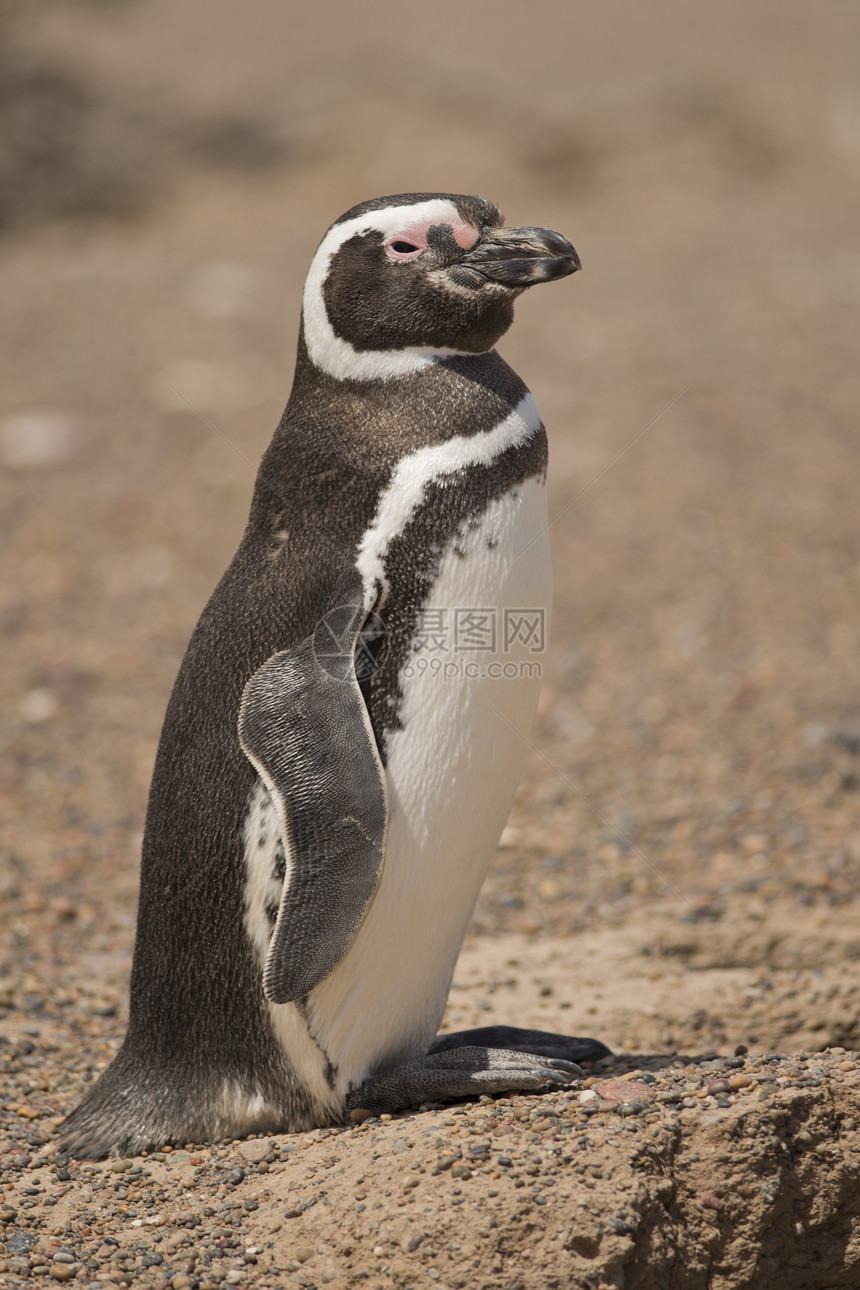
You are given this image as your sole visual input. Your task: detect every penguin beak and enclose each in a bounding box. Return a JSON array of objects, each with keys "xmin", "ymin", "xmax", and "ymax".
[{"xmin": 460, "ymin": 226, "xmax": 581, "ymax": 288}]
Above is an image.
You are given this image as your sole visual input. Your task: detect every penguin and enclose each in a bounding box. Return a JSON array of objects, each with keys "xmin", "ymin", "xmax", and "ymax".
[{"xmin": 60, "ymin": 193, "xmax": 608, "ymax": 1158}]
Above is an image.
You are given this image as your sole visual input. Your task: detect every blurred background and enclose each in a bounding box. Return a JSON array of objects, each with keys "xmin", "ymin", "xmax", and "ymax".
[{"xmin": 1, "ymin": 0, "xmax": 859, "ymax": 1057}]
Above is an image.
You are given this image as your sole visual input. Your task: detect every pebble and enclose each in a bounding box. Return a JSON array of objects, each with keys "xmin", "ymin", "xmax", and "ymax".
[
  {"xmin": 6, "ymin": 1234, "xmax": 36, "ymax": 1254},
  {"xmin": 596, "ymin": 1079, "xmax": 654, "ymax": 1103},
  {"xmin": 49, "ymin": 1264, "xmax": 76, "ymax": 1282},
  {"xmin": 434, "ymin": 1155, "xmax": 459, "ymax": 1172},
  {"xmin": 237, "ymin": 1137, "xmax": 276, "ymax": 1164},
  {"xmin": 618, "ymin": 1100, "xmax": 648, "ymax": 1117}
]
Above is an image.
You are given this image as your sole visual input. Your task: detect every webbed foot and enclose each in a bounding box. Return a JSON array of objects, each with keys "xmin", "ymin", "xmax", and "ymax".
[
  {"xmin": 429, "ymin": 1025, "xmax": 610, "ymax": 1065},
  {"xmin": 346, "ymin": 1044, "xmax": 582, "ymax": 1115}
]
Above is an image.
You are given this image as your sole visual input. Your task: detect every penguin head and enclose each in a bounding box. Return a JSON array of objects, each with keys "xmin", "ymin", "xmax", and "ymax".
[{"xmin": 301, "ymin": 193, "xmax": 580, "ymax": 382}]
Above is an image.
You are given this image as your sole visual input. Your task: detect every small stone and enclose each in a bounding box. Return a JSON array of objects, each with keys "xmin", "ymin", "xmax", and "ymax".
[
  {"xmin": 6, "ymin": 1234, "xmax": 37, "ymax": 1254},
  {"xmin": 49, "ymin": 1265, "xmax": 76, "ymax": 1282},
  {"xmin": 839, "ymin": 1061, "xmax": 857, "ymax": 1072},
  {"xmin": 579, "ymin": 1090, "xmax": 597, "ymax": 1103},
  {"xmin": 238, "ymin": 1138, "xmax": 275, "ymax": 1165},
  {"xmin": 405, "ymin": 1233, "xmax": 425, "ymax": 1253},
  {"xmin": 350, "ymin": 1108, "xmax": 374, "ymax": 1123},
  {"xmin": 296, "ymin": 1248, "xmax": 314, "ymax": 1263},
  {"xmin": 284, "ymin": 1208, "xmax": 303, "ymax": 1219},
  {"xmin": 172, "ymin": 1278, "xmax": 194, "ymax": 1290},
  {"xmin": 596, "ymin": 1079, "xmax": 653, "ymax": 1103},
  {"xmin": 0, "ymin": 1207, "xmax": 18, "ymax": 1222},
  {"xmin": 706, "ymin": 1079, "xmax": 731, "ymax": 1095},
  {"xmin": 111, "ymin": 1159, "xmax": 134, "ymax": 1173},
  {"xmin": 434, "ymin": 1155, "xmax": 458, "ymax": 1172},
  {"xmin": 729, "ymin": 1075, "xmax": 752, "ymax": 1091},
  {"xmin": 243, "ymin": 1198, "xmax": 259, "ymax": 1211},
  {"xmin": 701, "ymin": 1193, "xmax": 726, "ymax": 1212},
  {"xmin": 450, "ymin": 1165, "xmax": 472, "ymax": 1180}
]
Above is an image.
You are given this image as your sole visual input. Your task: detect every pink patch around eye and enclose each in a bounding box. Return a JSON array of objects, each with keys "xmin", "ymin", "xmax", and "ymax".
[
  {"xmin": 386, "ymin": 219, "xmax": 479, "ymax": 259},
  {"xmin": 449, "ymin": 222, "xmax": 480, "ymax": 250}
]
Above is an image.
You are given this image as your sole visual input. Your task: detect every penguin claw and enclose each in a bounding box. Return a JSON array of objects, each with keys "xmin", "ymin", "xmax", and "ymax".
[{"xmin": 542, "ymin": 1057, "xmax": 585, "ymax": 1076}]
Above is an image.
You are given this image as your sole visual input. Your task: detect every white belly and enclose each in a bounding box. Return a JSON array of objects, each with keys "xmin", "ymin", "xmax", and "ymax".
[{"xmin": 305, "ymin": 473, "xmax": 551, "ymax": 1093}]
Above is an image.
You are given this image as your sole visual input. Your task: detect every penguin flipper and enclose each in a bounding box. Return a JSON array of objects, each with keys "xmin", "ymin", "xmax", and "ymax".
[{"xmin": 239, "ymin": 634, "xmax": 388, "ymax": 1005}]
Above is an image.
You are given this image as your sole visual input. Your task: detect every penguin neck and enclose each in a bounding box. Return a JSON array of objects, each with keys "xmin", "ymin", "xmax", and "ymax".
[
  {"xmin": 290, "ymin": 328, "xmax": 524, "ymax": 415},
  {"xmin": 245, "ymin": 334, "xmax": 534, "ymax": 540}
]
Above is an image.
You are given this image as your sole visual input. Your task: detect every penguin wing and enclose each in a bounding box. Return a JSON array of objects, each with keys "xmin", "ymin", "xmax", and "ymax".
[{"xmin": 238, "ymin": 627, "xmax": 388, "ymax": 1005}]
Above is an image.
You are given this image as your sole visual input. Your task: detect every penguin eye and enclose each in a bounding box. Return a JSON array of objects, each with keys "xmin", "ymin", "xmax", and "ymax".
[{"xmin": 387, "ymin": 240, "xmax": 422, "ymax": 258}]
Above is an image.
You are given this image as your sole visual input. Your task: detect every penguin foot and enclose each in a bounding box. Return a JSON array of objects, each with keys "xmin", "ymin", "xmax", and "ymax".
[
  {"xmin": 429, "ymin": 1025, "xmax": 611, "ymax": 1065},
  {"xmin": 345, "ymin": 1045, "xmax": 583, "ymax": 1115}
]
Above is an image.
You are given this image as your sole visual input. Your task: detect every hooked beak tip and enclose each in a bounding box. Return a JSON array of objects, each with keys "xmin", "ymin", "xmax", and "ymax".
[{"xmin": 462, "ymin": 225, "xmax": 581, "ymax": 288}]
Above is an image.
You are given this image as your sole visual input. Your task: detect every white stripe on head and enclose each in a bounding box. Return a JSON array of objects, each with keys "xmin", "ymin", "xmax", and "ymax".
[{"xmin": 302, "ymin": 198, "xmax": 477, "ymax": 382}]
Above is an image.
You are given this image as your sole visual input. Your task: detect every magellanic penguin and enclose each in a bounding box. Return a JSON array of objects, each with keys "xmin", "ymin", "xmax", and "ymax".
[{"xmin": 60, "ymin": 193, "xmax": 608, "ymax": 1158}]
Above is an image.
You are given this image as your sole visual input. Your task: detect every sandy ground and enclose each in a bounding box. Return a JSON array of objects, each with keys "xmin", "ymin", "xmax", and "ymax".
[{"xmin": 2, "ymin": 1, "xmax": 860, "ymax": 1286}]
